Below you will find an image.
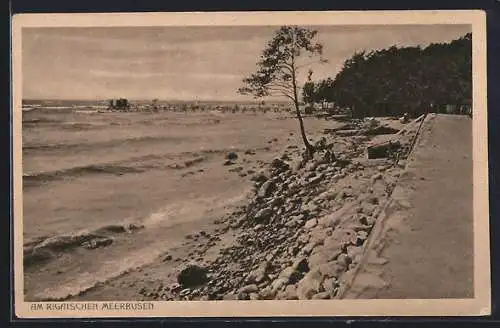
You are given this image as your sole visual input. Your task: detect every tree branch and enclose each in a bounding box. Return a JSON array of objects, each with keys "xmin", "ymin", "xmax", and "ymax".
[
  {"xmin": 267, "ymin": 86, "xmax": 293, "ymax": 97},
  {"xmin": 268, "ymin": 90, "xmax": 295, "ymax": 102},
  {"xmin": 296, "ymin": 58, "xmax": 328, "ymax": 69}
]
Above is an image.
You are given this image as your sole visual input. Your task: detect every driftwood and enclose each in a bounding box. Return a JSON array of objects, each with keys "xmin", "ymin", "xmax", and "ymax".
[
  {"xmin": 330, "ymin": 114, "xmax": 351, "ymax": 122},
  {"xmin": 361, "ymin": 125, "xmax": 400, "ymax": 136},
  {"xmin": 335, "ymin": 129, "xmax": 359, "ymax": 137},
  {"xmin": 323, "ymin": 123, "xmax": 353, "ymax": 134},
  {"xmin": 396, "ymin": 114, "xmax": 426, "ymax": 136},
  {"xmin": 367, "ymin": 140, "xmax": 401, "ymax": 159}
]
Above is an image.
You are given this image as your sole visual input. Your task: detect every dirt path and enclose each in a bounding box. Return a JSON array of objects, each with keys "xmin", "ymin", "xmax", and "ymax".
[{"xmin": 342, "ymin": 114, "xmax": 473, "ymax": 299}]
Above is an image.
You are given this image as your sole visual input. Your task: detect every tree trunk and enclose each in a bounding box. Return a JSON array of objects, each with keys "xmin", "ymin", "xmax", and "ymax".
[
  {"xmin": 294, "ymin": 101, "xmax": 315, "ymax": 156},
  {"xmin": 290, "ymin": 63, "xmax": 314, "ymax": 157}
]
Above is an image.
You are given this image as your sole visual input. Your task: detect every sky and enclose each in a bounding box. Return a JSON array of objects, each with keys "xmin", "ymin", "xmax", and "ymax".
[{"xmin": 22, "ymin": 24, "xmax": 471, "ymax": 101}]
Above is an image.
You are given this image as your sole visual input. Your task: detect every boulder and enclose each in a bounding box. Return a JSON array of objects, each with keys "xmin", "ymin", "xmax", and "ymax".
[
  {"xmin": 346, "ymin": 247, "xmax": 364, "ymax": 265},
  {"xmin": 308, "ymin": 231, "xmax": 327, "ymax": 247},
  {"xmin": 292, "ymin": 257, "xmax": 310, "ymax": 273},
  {"xmin": 357, "ymin": 230, "xmax": 369, "ymax": 243},
  {"xmin": 308, "ymin": 246, "xmax": 342, "ymax": 268},
  {"xmin": 249, "ymin": 293, "xmax": 260, "ymax": 300},
  {"xmin": 251, "ymin": 172, "xmax": 269, "ymax": 184},
  {"xmin": 258, "ymin": 286, "xmax": 276, "ymax": 300},
  {"xmin": 258, "ymin": 180, "xmax": 276, "ymax": 198},
  {"xmin": 318, "ymin": 213, "xmax": 341, "ymax": 228},
  {"xmin": 338, "ymin": 228, "xmax": 358, "ymax": 247},
  {"xmin": 230, "ymin": 216, "xmax": 246, "ymax": 229},
  {"xmin": 371, "ymin": 173, "xmax": 383, "ymax": 183},
  {"xmin": 271, "ymin": 158, "xmax": 290, "ymax": 172},
  {"xmin": 304, "ymin": 218, "xmax": 318, "ymax": 230},
  {"xmin": 239, "ymin": 284, "xmax": 259, "ymax": 294},
  {"xmin": 322, "ymin": 277, "xmax": 338, "ymax": 294},
  {"xmin": 278, "ymin": 266, "xmax": 303, "ymax": 284},
  {"xmin": 319, "ymin": 191, "xmax": 338, "ymax": 201},
  {"xmin": 270, "ymin": 277, "xmax": 289, "ymax": 294},
  {"xmin": 223, "ymin": 293, "xmax": 238, "ymax": 300},
  {"xmin": 337, "ymin": 253, "xmax": 351, "ymax": 268},
  {"xmin": 253, "ymin": 224, "xmax": 265, "ymax": 231},
  {"xmin": 312, "ymin": 291, "xmax": 331, "ymax": 299},
  {"xmin": 360, "ymin": 203, "xmax": 377, "ymax": 216},
  {"xmin": 177, "ymin": 264, "xmax": 208, "ymax": 288},
  {"xmin": 284, "ymin": 216, "xmax": 301, "ymax": 228},
  {"xmin": 296, "ymin": 268, "xmax": 324, "ymax": 300},
  {"xmin": 283, "ymin": 284, "xmax": 298, "ymax": 300},
  {"xmin": 317, "ymin": 261, "xmax": 346, "ymax": 279},
  {"xmin": 366, "ymin": 140, "xmax": 401, "ymax": 159},
  {"xmin": 237, "ymin": 292, "xmax": 250, "ymax": 300},
  {"xmin": 246, "ymin": 261, "xmax": 271, "ymax": 284},
  {"xmin": 304, "ymin": 161, "xmax": 318, "ymax": 172},
  {"xmin": 253, "ymin": 207, "xmax": 273, "ymax": 224},
  {"xmin": 308, "ymin": 173, "xmax": 324, "ymax": 185},
  {"xmin": 226, "ymin": 152, "xmax": 238, "ymax": 160}
]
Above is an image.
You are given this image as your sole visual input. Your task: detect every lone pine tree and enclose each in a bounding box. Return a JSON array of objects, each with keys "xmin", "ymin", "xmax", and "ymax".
[{"xmin": 238, "ymin": 26, "xmax": 328, "ymax": 158}]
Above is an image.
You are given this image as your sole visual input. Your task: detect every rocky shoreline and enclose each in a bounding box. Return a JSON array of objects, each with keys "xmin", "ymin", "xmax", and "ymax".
[{"xmin": 134, "ymin": 117, "xmax": 422, "ymax": 301}]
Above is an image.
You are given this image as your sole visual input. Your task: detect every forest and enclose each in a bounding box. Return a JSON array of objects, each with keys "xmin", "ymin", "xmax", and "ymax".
[{"xmin": 304, "ymin": 33, "xmax": 472, "ymax": 118}]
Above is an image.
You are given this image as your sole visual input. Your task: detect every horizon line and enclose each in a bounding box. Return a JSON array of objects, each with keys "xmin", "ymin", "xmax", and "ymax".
[{"xmin": 21, "ymin": 98, "xmax": 291, "ymax": 103}]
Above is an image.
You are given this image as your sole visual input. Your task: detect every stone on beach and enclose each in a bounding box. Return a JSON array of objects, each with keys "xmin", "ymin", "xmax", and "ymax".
[
  {"xmin": 226, "ymin": 152, "xmax": 238, "ymax": 160},
  {"xmin": 296, "ymin": 268, "xmax": 324, "ymax": 300},
  {"xmin": 177, "ymin": 264, "xmax": 208, "ymax": 288},
  {"xmin": 253, "ymin": 207, "xmax": 273, "ymax": 224},
  {"xmin": 257, "ymin": 180, "xmax": 276, "ymax": 198},
  {"xmin": 304, "ymin": 218, "xmax": 318, "ymax": 229}
]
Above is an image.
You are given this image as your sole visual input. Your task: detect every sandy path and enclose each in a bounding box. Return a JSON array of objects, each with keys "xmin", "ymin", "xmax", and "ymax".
[{"xmin": 343, "ymin": 114, "xmax": 473, "ymax": 299}]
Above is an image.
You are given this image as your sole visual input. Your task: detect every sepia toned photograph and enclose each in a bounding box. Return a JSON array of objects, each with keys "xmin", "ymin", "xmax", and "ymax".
[{"xmin": 12, "ymin": 11, "xmax": 490, "ymax": 318}]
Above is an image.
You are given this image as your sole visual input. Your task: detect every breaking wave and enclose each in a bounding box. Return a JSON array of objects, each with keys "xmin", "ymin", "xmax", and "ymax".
[
  {"xmin": 23, "ymin": 135, "xmax": 191, "ymax": 152},
  {"xmin": 23, "ymin": 164, "xmax": 145, "ymax": 187},
  {"xmin": 23, "ymin": 223, "xmax": 145, "ymax": 268}
]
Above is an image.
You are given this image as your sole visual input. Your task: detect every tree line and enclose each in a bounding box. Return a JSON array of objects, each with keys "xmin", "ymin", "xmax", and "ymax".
[{"xmin": 303, "ymin": 32, "xmax": 472, "ymax": 118}]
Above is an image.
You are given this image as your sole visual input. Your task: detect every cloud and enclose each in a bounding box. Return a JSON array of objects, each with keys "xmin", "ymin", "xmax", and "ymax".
[{"xmin": 22, "ymin": 24, "xmax": 471, "ymax": 100}]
